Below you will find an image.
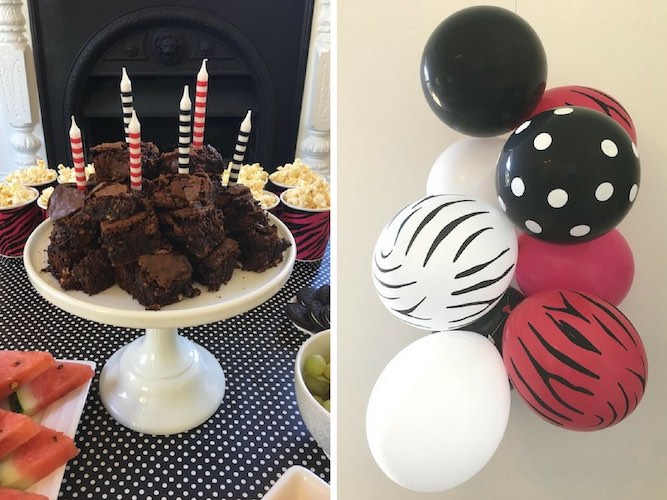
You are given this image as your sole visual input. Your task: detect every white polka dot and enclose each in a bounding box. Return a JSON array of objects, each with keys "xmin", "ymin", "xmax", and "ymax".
[
  {"xmin": 570, "ymin": 225, "xmax": 591, "ymax": 237},
  {"xmin": 632, "ymin": 142, "xmax": 639, "ymax": 158},
  {"xmin": 547, "ymin": 189, "xmax": 568, "ymax": 208},
  {"xmin": 534, "ymin": 133, "xmax": 552, "ymax": 151},
  {"xmin": 510, "ymin": 177, "xmax": 525, "ymax": 197},
  {"xmin": 553, "ymin": 107, "xmax": 574, "ymax": 115},
  {"xmin": 595, "ymin": 182, "xmax": 614, "ymax": 202},
  {"xmin": 497, "ymin": 196, "xmax": 506, "ymax": 212},
  {"xmin": 525, "ymin": 220, "xmax": 542, "ymax": 234},
  {"xmin": 515, "ymin": 120, "xmax": 531, "ymax": 134},
  {"xmin": 601, "ymin": 139, "xmax": 618, "ymax": 157},
  {"xmin": 629, "ymin": 184, "xmax": 638, "ymax": 202}
]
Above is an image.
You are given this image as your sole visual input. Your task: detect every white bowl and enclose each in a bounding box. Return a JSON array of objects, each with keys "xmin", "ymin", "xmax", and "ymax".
[
  {"xmin": 263, "ymin": 465, "xmax": 329, "ymax": 500},
  {"xmin": 295, "ymin": 329, "xmax": 331, "ymax": 458}
]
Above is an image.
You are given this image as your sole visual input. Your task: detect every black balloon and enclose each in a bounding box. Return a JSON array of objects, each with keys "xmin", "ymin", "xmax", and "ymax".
[
  {"xmin": 420, "ymin": 6, "xmax": 547, "ymax": 137},
  {"xmin": 496, "ymin": 106, "xmax": 641, "ymax": 243},
  {"xmin": 456, "ymin": 287, "xmax": 525, "ymax": 354}
]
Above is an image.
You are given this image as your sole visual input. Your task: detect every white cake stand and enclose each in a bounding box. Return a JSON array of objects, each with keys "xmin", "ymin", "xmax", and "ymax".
[{"xmin": 23, "ymin": 214, "xmax": 296, "ymax": 435}]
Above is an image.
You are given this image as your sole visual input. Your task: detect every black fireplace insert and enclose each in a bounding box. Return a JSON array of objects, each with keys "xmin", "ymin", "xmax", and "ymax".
[{"xmin": 28, "ymin": 0, "xmax": 314, "ymax": 172}]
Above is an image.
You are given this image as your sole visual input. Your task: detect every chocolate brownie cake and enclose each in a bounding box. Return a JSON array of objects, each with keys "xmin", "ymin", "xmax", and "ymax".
[
  {"xmin": 158, "ymin": 144, "xmax": 227, "ymax": 175},
  {"xmin": 115, "ymin": 248, "xmax": 200, "ymax": 310},
  {"xmin": 46, "ymin": 183, "xmax": 87, "ymax": 221},
  {"xmin": 90, "ymin": 141, "xmax": 161, "ymax": 181},
  {"xmin": 46, "ymin": 142, "xmax": 291, "ymax": 309}
]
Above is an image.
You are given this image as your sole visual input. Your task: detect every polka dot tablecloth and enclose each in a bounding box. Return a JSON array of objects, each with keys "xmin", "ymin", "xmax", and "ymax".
[{"xmin": 0, "ymin": 248, "xmax": 330, "ymax": 499}]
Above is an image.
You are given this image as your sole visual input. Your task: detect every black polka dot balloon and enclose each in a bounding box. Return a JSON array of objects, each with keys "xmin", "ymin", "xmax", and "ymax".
[{"xmin": 496, "ymin": 106, "xmax": 640, "ymax": 243}]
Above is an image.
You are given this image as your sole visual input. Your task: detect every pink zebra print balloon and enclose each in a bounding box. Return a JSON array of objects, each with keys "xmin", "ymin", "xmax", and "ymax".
[
  {"xmin": 280, "ymin": 196, "xmax": 330, "ymax": 261},
  {"xmin": 0, "ymin": 190, "xmax": 43, "ymax": 257}
]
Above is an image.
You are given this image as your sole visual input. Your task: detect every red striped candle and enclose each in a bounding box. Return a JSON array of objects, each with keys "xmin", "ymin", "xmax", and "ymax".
[
  {"xmin": 128, "ymin": 110, "xmax": 142, "ymax": 191},
  {"xmin": 192, "ymin": 58, "xmax": 209, "ymax": 148},
  {"xmin": 68, "ymin": 116, "xmax": 87, "ymax": 191}
]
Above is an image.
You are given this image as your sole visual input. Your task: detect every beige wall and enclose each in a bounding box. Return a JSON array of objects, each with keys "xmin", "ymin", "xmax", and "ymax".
[{"xmin": 337, "ymin": 1, "xmax": 667, "ymax": 498}]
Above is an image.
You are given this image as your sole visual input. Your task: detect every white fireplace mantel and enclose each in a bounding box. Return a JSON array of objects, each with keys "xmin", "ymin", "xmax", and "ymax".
[{"xmin": 0, "ymin": 0, "xmax": 330, "ymax": 179}]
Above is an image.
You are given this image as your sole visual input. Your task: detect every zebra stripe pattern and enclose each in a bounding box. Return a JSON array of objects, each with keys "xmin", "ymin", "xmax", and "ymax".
[
  {"xmin": 0, "ymin": 198, "xmax": 42, "ymax": 257},
  {"xmin": 178, "ymin": 85, "xmax": 192, "ymax": 174},
  {"xmin": 502, "ymin": 289, "xmax": 647, "ymax": 431},
  {"xmin": 227, "ymin": 110, "xmax": 252, "ymax": 186},
  {"xmin": 192, "ymin": 59, "xmax": 208, "ymax": 149},
  {"xmin": 280, "ymin": 203, "xmax": 330, "ymax": 261},
  {"xmin": 120, "ymin": 67, "xmax": 133, "ymax": 144},
  {"xmin": 372, "ymin": 194, "xmax": 517, "ymax": 331}
]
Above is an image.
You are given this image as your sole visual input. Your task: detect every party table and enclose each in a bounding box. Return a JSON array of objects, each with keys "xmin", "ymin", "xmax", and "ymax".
[{"xmin": 0, "ymin": 247, "xmax": 330, "ymax": 499}]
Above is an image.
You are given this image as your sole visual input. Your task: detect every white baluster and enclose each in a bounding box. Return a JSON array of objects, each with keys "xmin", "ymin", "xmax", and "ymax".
[
  {"xmin": 296, "ymin": 0, "xmax": 330, "ymax": 178},
  {"xmin": 0, "ymin": 0, "xmax": 44, "ymax": 178}
]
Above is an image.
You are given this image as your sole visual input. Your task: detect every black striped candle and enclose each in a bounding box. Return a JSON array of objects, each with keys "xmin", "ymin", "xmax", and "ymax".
[
  {"xmin": 120, "ymin": 67, "xmax": 133, "ymax": 144},
  {"xmin": 227, "ymin": 110, "xmax": 252, "ymax": 186},
  {"xmin": 178, "ymin": 85, "xmax": 192, "ymax": 175}
]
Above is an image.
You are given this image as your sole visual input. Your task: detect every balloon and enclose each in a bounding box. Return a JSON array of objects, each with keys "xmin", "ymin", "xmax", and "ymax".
[
  {"xmin": 516, "ymin": 230, "xmax": 634, "ymax": 305},
  {"xmin": 455, "ymin": 286, "xmax": 525, "ymax": 353},
  {"xmin": 372, "ymin": 194, "xmax": 518, "ymax": 330},
  {"xmin": 366, "ymin": 331, "xmax": 511, "ymax": 492},
  {"xmin": 426, "ymin": 137, "xmax": 505, "ymax": 207},
  {"xmin": 502, "ymin": 289, "xmax": 647, "ymax": 431},
  {"xmin": 496, "ymin": 106, "xmax": 641, "ymax": 243},
  {"xmin": 532, "ymin": 85, "xmax": 637, "ymax": 143},
  {"xmin": 420, "ymin": 6, "xmax": 547, "ymax": 137}
]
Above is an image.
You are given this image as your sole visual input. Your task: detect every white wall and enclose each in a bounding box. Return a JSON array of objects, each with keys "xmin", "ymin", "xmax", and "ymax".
[{"xmin": 337, "ymin": 1, "xmax": 667, "ymax": 499}]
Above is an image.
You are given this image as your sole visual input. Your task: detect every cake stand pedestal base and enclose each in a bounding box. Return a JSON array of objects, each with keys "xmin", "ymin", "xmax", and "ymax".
[{"xmin": 99, "ymin": 327, "xmax": 225, "ymax": 435}]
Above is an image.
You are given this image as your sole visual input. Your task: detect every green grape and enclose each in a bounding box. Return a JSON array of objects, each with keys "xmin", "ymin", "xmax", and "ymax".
[
  {"xmin": 304, "ymin": 372, "xmax": 330, "ymax": 398},
  {"xmin": 304, "ymin": 354, "xmax": 327, "ymax": 377},
  {"xmin": 322, "ymin": 399, "xmax": 331, "ymax": 412},
  {"xmin": 323, "ymin": 362, "xmax": 331, "ymax": 381},
  {"xmin": 314, "ymin": 395, "xmax": 325, "ymax": 406}
]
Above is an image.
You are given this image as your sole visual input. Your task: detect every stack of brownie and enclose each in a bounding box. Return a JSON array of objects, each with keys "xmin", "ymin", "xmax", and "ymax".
[{"xmin": 46, "ymin": 143, "xmax": 290, "ymax": 310}]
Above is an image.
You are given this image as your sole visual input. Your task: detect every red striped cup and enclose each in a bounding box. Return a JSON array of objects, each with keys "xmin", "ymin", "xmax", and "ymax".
[{"xmin": 0, "ymin": 187, "xmax": 42, "ymax": 257}]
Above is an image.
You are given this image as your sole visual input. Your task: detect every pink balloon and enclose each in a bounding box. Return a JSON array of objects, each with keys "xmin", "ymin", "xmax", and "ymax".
[
  {"xmin": 515, "ymin": 229, "xmax": 634, "ymax": 305},
  {"xmin": 531, "ymin": 85, "xmax": 637, "ymax": 143}
]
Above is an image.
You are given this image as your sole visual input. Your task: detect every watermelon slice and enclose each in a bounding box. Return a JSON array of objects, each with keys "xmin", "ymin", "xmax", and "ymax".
[
  {"xmin": 0, "ymin": 428, "xmax": 79, "ymax": 490},
  {"xmin": 8, "ymin": 362, "xmax": 94, "ymax": 416},
  {"xmin": 0, "ymin": 486, "xmax": 48, "ymax": 499},
  {"xmin": 0, "ymin": 410, "xmax": 40, "ymax": 460},
  {"xmin": 0, "ymin": 352, "xmax": 56, "ymax": 399}
]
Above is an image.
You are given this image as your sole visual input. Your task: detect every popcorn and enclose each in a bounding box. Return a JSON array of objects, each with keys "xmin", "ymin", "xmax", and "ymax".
[
  {"xmin": 0, "ymin": 180, "xmax": 37, "ymax": 208},
  {"xmin": 37, "ymin": 186, "xmax": 55, "ymax": 209},
  {"xmin": 5, "ymin": 160, "xmax": 57, "ymax": 185},
  {"xmin": 57, "ymin": 163, "xmax": 95, "ymax": 183},
  {"xmin": 222, "ymin": 163, "xmax": 276, "ymax": 207},
  {"xmin": 269, "ymin": 158, "xmax": 321, "ymax": 187},
  {"xmin": 257, "ymin": 190, "xmax": 279, "ymax": 210},
  {"xmin": 282, "ymin": 175, "xmax": 330, "ymax": 210}
]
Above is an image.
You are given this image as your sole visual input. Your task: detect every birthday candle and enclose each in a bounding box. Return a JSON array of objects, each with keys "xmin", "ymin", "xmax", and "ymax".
[
  {"xmin": 120, "ymin": 67, "xmax": 134, "ymax": 144},
  {"xmin": 128, "ymin": 111, "xmax": 142, "ymax": 191},
  {"xmin": 68, "ymin": 116, "xmax": 87, "ymax": 191},
  {"xmin": 192, "ymin": 59, "xmax": 209, "ymax": 148},
  {"xmin": 227, "ymin": 110, "xmax": 252, "ymax": 186},
  {"xmin": 178, "ymin": 85, "xmax": 192, "ymax": 175}
]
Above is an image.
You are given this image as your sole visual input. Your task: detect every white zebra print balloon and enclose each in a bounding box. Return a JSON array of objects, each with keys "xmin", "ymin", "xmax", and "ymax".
[{"xmin": 372, "ymin": 194, "xmax": 518, "ymax": 330}]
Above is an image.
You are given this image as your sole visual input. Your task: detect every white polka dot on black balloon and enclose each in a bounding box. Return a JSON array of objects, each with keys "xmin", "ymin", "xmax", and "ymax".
[{"xmin": 0, "ymin": 249, "xmax": 330, "ymax": 499}]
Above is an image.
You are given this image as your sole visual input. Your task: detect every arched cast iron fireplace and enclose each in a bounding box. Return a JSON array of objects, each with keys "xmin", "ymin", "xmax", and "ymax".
[{"xmin": 28, "ymin": 0, "xmax": 314, "ymax": 172}]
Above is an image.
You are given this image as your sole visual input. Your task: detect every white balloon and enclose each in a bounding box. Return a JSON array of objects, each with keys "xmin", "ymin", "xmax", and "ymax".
[
  {"xmin": 372, "ymin": 194, "xmax": 517, "ymax": 330},
  {"xmin": 366, "ymin": 331, "xmax": 511, "ymax": 492},
  {"xmin": 426, "ymin": 137, "xmax": 506, "ymax": 207}
]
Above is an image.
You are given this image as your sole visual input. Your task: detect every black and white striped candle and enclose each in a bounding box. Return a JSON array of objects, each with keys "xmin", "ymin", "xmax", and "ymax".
[
  {"xmin": 178, "ymin": 85, "xmax": 192, "ymax": 175},
  {"xmin": 120, "ymin": 67, "xmax": 133, "ymax": 144},
  {"xmin": 227, "ymin": 110, "xmax": 252, "ymax": 186}
]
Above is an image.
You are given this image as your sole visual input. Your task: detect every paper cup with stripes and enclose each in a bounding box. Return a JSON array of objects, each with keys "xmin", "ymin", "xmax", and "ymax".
[
  {"xmin": 0, "ymin": 187, "xmax": 42, "ymax": 257},
  {"xmin": 279, "ymin": 192, "xmax": 330, "ymax": 261}
]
